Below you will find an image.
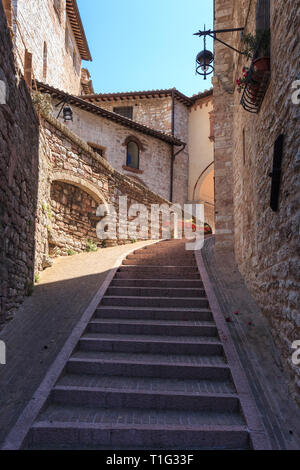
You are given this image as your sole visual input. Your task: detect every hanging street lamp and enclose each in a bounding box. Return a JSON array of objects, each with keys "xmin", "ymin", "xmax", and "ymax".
[{"xmin": 194, "ymin": 26, "xmax": 245, "ymax": 79}]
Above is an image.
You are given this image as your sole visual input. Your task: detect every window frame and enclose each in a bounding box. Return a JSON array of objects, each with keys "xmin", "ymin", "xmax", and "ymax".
[
  {"xmin": 113, "ymin": 106, "xmax": 134, "ymax": 120},
  {"xmin": 126, "ymin": 140, "xmax": 140, "ymax": 170}
]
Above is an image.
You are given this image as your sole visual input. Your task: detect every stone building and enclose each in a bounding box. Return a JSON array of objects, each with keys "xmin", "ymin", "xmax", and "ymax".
[
  {"xmin": 0, "ymin": 0, "xmax": 215, "ymax": 320},
  {"xmin": 213, "ymin": 0, "xmax": 300, "ymax": 402},
  {"xmin": 38, "ymin": 85, "xmax": 214, "ymax": 211},
  {"xmin": 3, "ymin": 0, "xmax": 92, "ymax": 94},
  {"xmin": 3, "ymin": 0, "xmax": 215, "ymax": 214}
]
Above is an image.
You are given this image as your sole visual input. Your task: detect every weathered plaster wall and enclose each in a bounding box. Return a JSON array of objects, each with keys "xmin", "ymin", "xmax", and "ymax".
[
  {"xmin": 188, "ymin": 96, "xmax": 214, "ymax": 229},
  {"xmin": 59, "ymin": 106, "xmax": 173, "ymax": 203},
  {"xmin": 0, "ymin": 3, "xmax": 39, "ymax": 322},
  {"xmin": 12, "ymin": 0, "xmax": 82, "ymax": 94}
]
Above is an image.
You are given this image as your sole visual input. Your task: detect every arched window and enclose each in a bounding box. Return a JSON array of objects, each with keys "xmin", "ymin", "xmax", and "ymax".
[
  {"xmin": 126, "ymin": 140, "xmax": 139, "ymax": 169},
  {"xmin": 43, "ymin": 42, "xmax": 47, "ymax": 81}
]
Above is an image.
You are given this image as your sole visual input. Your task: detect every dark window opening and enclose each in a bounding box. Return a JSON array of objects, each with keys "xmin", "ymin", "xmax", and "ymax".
[
  {"xmin": 53, "ymin": 0, "xmax": 61, "ymax": 19},
  {"xmin": 89, "ymin": 142, "xmax": 106, "ymax": 159},
  {"xmin": 256, "ymin": 0, "xmax": 270, "ymax": 33},
  {"xmin": 43, "ymin": 42, "xmax": 47, "ymax": 81},
  {"xmin": 113, "ymin": 106, "xmax": 133, "ymax": 120},
  {"xmin": 126, "ymin": 141, "xmax": 139, "ymax": 169}
]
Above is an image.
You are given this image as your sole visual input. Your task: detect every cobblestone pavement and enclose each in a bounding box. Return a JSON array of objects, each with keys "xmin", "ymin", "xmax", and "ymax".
[
  {"xmin": 0, "ymin": 241, "xmax": 155, "ymax": 447},
  {"xmin": 201, "ymin": 237, "xmax": 300, "ymax": 450}
]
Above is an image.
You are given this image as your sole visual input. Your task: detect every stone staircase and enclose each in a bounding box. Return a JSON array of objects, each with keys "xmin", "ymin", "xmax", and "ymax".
[{"xmin": 26, "ymin": 240, "xmax": 253, "ymax": 449}]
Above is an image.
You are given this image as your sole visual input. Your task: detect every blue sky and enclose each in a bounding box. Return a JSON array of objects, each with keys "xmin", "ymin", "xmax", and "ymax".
[{"xmin": 77, "ymin": 0, "xmax": 214, "ymax": 97}]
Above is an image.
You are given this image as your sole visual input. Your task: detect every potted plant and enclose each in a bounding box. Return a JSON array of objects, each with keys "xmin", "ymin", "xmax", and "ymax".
[
  {"xmin": 236, "ymin": 67, "xmax": 250, "ymax": 93},
  {"xmin": 242, "ymin": 29, "xmax": 271, "ymax": 72}
]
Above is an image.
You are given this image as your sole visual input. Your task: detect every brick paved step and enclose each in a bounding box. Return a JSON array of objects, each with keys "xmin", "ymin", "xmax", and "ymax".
[
  {"xmin": 51, "ymin": 386, "xmax": 240, "ymax": 412},
  {"xmin": 115, "ymin": 266, "xmax": 200, "ymax": 279},
  {"xmin": 29, "ymin": 407, "xmax": 249, "ymax": 449},
  {"xmin": 79, "ymin": 334, "xmax": 223, "ymax": 355},
  {"xmin": 87, "ymin": 318, "xmax": 217, "ymax": 337},
  {"xmin": 122, "ymin": 259, "xmax": 196, "ymax": 266},
  {"xmin": 128, "ymin": 252, "xmax": 196, "ymax": 259},
  {"xmin": 95, "ymin": 306, "xmax": 213, "ymax": 321},
  {"xmin": 101, "ymin": 295, "xmax": 209, "ymax": 309},
  {"xmin": 111, "ymin": 279, "xmax": 204, "ymax": 288},
  {"xmin": 57, "ymin": 373, "xmax": 237, "ymax": 395},
  {"xmin": 67, "ymin": 352, "xmax": 230, "ymax": 380},
  {"xmin": 106, "ymin": 286, "xmax": 206, "ymax": 298}
]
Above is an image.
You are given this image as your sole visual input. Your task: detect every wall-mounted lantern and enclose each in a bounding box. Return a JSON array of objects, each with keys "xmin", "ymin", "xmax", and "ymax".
[
  {"xmin": 56, "ymin": 97, "xmax": 73, "ymax": 122},
  {"xmin": 194, "ymin": 26, "xmax": 245, "ymax": 79},
  {"xmin": 62, "ymin": 104, "xmax": 73, "ymax": 122}
]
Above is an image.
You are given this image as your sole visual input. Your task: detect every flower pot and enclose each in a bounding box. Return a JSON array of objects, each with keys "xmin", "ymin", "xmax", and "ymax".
[{"xmin": 253, "ymin": 57, "xmax": 270, "ymax": 73}]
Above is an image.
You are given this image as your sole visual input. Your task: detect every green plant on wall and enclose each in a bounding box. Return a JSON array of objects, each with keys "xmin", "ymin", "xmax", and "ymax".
[
  {"xmin": 32, "ymin": 91, "xmax": 53, "ymax": 117},
  {"xmin": 67, "ymin": 249, "xmax": 76, "ymax": 256},
  {"xmin": 86, "ymin": 239, "xmax": 98, "ymax": 252},
  {"xmin": 242, "ymin": 30, "xmax": 270, "ymax": 60}
]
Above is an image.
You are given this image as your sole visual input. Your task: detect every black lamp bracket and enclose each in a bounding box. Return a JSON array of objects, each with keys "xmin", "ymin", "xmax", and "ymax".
[
  {"xmin": 194, "ymin": 28, "xmax": 245, "ymax": 55},
  {"xmin": 55, "ymin": 96, "xmax": 70, "ymax": 120}
]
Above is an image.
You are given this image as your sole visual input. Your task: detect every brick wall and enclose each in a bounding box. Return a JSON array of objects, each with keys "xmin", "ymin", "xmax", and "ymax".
[
  {"xmin": 214, "ymin": 0, "xmax": 300, "ymax": 403},
  {"xmin": 0, "ymin": 3, "xmax": 39, "ymax": 322}
]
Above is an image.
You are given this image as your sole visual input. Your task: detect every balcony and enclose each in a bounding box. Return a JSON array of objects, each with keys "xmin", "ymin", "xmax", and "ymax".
[{"xmin": 240, "ymin": 58, "xmax": 271, "ymax": 113}]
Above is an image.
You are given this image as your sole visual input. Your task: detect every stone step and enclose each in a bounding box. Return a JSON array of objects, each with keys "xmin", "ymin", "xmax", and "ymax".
[
  {"xmin": 129, "ymin": 251, "xmax": 195, "ymax": 258},
  {"xmin": 101, "ymin": 295, "xmax": 209, "ymax": 309},
  {"xmin": 79, "ymin": 333, "xmax": 223, "ymax": 355},
  {"xmin": 95, "ymin": 306, "xmax": 213, "ymax": 321},
  {"xmin": 115, "ymin": 266, "xmax": 200, "ymax": 279},
  {"xmin": 106, "ymin": 286, "xmax": 206, "ymax": 298},
  {"xmin": 57, "ymin": 373, "xmax": 237, "ymax": 396},
  {"xmin": 122, "ymin": 259, "xmax": 196, "ymax": 266},
  {"xmin": 111, "ymin": 279, "xmax": 204, "ymax": 288},
  {"xmin": 87, "ymin": 318, "xmax": 218, "ymax": 337},
  {"xmin": 51, "ymin": 386, "xmax": 240, "ymax": 413},
  {"xmin": 67, "ymin": 351, "xmax": 230, "ymax": 380},
  {"xmin": 29, "ymin": 407, "xmax": 249, "ymax": 449}
]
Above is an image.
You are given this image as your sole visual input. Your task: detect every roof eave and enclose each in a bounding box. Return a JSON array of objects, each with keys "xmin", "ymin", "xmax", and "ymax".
[
  {"xmin": 35, "ymin": 82, "xmax": 184, "ymax": 147},
  {"xmin": 66, "ymin": 0, "xmax": 92, "ymax": 62}
]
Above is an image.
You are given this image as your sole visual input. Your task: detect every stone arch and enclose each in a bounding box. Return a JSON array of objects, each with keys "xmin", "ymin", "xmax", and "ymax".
[
  {"xmin": 193, "ymin": 162, "xmax": 214, "ymax": 204},
  {"xmin": 192, "ymin": 163, "xmax": 215, "ymax": 232},
  {"xmin": 51, "ymin": 170, "xmax": 109, "ymax": 211}
]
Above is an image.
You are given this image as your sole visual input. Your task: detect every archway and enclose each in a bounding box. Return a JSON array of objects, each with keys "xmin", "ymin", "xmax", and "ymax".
[
  {"xmin": 193, "ymin": 164, "xmax": 215, "ymax": 232},
  {"xmin": 48, "ymin": 172, "xmax": 109, "ymax": 255}
]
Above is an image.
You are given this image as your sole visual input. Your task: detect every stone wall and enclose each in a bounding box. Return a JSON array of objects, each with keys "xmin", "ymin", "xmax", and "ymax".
[
  {"xmin": 214, "ymin": 0, "xmax": 300, "ymax": 403},
  {"xmin": 96, "ymin": 96, "xmax": 173, "ymax": 134},
  {"xmin": 35, "ymin": 115, "xmax": 178, "ymax": 270},
  {"xmin": 213, "ymin": 0, "xmax": 235, "ymax": 250},
  {"xmin": 0, "ymin": 3, "xmax": 39, "ymax": 323},
  {"xmin": 12, "ymin": 0, "xmax": 83, "ymax": 94}
]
